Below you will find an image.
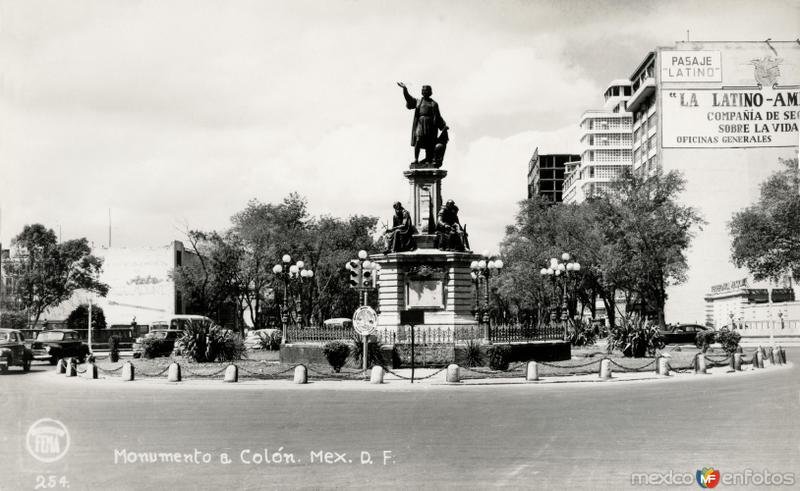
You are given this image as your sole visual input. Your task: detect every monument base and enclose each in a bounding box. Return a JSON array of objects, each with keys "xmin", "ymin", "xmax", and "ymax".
[{"xmin": 372, "ymin": 249, "xmax": 480, "ymax": 330}]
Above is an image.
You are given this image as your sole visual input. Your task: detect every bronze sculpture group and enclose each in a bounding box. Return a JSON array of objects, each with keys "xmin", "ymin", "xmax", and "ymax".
[{"xmin": 383, "ymin": 82, "xmax": 469, "ymax": 254}]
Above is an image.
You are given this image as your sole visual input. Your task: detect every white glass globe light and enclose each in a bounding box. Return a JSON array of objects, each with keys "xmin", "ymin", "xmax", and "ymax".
[
  {"xmin": 358, "ymin": 250, "xmax": 368, "ymax": 260},
  {"xmin": 282, "ymin": 254, "xmax": 291, "ymax": 263},
  {"xmin": 272, "ymin": 264, "xmax": 282, "ymax": 274}
]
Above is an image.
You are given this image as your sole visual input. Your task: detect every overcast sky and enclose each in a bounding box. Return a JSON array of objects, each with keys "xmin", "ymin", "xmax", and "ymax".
[{"xmin": 1, "ymin": 0, "xmax": 798, "ymax": 254}]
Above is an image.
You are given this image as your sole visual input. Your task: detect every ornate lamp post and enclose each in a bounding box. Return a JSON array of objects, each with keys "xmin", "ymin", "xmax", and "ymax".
[
  {"xmin": 272, "ymin": 254, "xmax": 313, "ymax": 344},
  {"xmin": 539, "ymin": 252, "xmax": 580, "ymax": 339},
  {"xmin": 470, "ymin": 251, "xmax": 504, "ymax": 341}
]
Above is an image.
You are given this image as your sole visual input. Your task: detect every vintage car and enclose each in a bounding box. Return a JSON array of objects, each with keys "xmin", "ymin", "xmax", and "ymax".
[
  {"xmin": 132, "ymin": 329, "xmax": 183, "ymax": 358},
  {"xmin": 657, "ymin": 323, "xmax": 712, "ymax": 345},
  {"xmin": 30, "ymin": 329, "xmax": 90, "ymax": 365},
  {"xmin": 132, "ymin": 315, "xmax": 214, "ymax": 358},
  {"xmin": 0, "ymin": 328, "xmax": 33, "ymax": 373}
]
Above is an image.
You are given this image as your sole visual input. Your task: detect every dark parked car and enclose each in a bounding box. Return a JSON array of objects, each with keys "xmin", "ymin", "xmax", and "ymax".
[
  {"xmin": 30, "ymin": 329, "xmax": 90, "ymax": 364},
  {"xmin": 658, "ymin": 324, "xmax": 712, "ymax": 344},
  {"xmin": 132, "ymin": 329, "xmax": 182, "ymax": 358},
  {"xmin": 0, "ymin": 329, "xmax": 33, "ymax": 373}
]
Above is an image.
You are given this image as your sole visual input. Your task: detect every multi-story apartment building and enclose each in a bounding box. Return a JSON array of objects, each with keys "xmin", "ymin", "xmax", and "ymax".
[
  {"xmin": 563, "ymin": 80, "xmax": 633, "ymax": 203},
  {"xmin": 527, "ymin": 148, "xmax": 580, "ymax": 202}
]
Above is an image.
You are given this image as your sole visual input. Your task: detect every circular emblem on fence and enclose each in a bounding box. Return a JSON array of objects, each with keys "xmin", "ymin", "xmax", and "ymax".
[
  {"xmin": 352, "ymin": 306, "xmax": 378, "ymax": 336},
  {"xmin": 26, "ymin": 418, "xmax": 70, "ymax": 463}
]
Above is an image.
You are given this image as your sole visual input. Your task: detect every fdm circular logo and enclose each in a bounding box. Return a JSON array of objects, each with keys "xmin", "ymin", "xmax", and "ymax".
[{"xmin": 26, "ymin": 418, "xmax": 70, "ymax": 463}]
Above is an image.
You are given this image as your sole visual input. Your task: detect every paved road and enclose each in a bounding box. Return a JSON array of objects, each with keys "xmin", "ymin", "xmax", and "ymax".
[{"xmin": 2, "ymin": 353, "xmax": 798, "ymax": 490}]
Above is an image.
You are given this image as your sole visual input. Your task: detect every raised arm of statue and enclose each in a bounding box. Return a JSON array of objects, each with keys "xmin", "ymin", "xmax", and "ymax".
[{"xmin": 397, "ymin": 81, "xmax": 416, "ymax": 110}]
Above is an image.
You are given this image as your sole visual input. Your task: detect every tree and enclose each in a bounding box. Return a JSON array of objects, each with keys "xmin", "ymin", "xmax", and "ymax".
[
  {"xmin": 729, "ymin": 158, "xmax": 800, "ymax": 281},
  {"xmin": 66, "ymin": 303, "xmax": 107, "ymax": 331},
  {"xmin": 173, "ymin": 194, "xmax": 380, "ymax": 330},
  {"xmin": 594, "ymin": 169, "xmax": 704, "ymax": 325},
  {"xmin": 497, "ymin": 196, "xmax": 618, "ymax": 327},
  {"xmin": 3, "ymin": 224, "xmax": 109, "ymax": 326}
]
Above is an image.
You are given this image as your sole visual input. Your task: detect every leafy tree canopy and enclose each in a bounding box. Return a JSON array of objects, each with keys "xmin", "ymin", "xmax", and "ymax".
[
  {"xmin": 729, "ymin": 158, "xmax": 800, "ymax": 281},
  {"xmin": 4, "ymin": 224, "xmax": 109, "ymax": 326}
]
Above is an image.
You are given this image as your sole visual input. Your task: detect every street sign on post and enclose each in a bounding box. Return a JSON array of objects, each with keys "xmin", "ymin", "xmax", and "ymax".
[{"xmin": 353, "ymin": 306, "xmax": 378, "ymax": 375}]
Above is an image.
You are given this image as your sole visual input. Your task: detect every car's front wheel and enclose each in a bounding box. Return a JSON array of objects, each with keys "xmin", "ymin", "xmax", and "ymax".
[
  {"xmin": 22, "ymin": 357, "xmax": 31, "ymax": 372},
  {"xmin": 49, "ymin": 356, "xmax": 58, "ymax": 366}
]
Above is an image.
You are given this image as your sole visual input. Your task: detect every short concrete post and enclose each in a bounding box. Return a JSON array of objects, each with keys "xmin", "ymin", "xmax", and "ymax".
[
  {"xmin": 695, "ymin": 354, "xmax": 707, "ymax": 374},
  {"xmin": 65, "ymin": 358, "xmax": 77, "ymax": 377},
  {"xmin": 446, "ymin": 364, "xmax": 461, "ymax": 383},
  {"xmin": 167, "ymin": 362, "xmax": 181, "ymax": 382},
  {"xmin": 56, "ymin": 358, "xmax": 66, "ymax": 374},
  {"xmin": 658, "ymin": 357, "xmax": 670, "ymax": 376},
  {"xmin": 733, "ymin": 353, "xmax": 743, "ymax": 371},
  {"xmin": 599, "ymin": 359, "xmax": 612, "ymax": 380},
  {"xmin": 756, "ymin": 349, "xmax": 764, "ymax": 369},
  {"xmin": 122, "ymin": 361, "xmax": 135, "ymax": 381},
  {"xmin": 293, "ymin": 365, "xmax": 307, "ymax": 384},
  {"xmin": 223, "ymin": 364, "xmax": 238, "ymax": 383},
  {"xmin": 525, "ymin": 361, "xmax": 539, "ymax": 381},
  {"xmin": 84, "ymin": 362, "xmax": 98, "ymax": 379},
  {"xmin": 370, "ymin": 366, "xmax": 384, "ymax": 384}
]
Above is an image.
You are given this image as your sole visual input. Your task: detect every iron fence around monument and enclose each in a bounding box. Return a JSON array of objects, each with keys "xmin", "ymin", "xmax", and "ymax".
[
  {"xmin": 285, "ymin": 323, "xmax": 563, "ymax": 344},
  {"xmin": 489, "ymin": 323, "xmax": 564, "ymax": 343}
]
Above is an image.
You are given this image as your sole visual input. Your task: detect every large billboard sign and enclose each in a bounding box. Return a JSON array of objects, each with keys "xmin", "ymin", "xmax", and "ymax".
[
  {"xmin": 660, "ymin": 44, "xmax": 800, "ymax": 148},
  {"xmin": 662, "ymin": 88, "xmax": 799, "ymax": 148}
]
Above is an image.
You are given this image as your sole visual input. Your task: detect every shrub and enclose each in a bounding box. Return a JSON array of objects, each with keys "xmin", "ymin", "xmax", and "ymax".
[
  {"xmin": 717, "ymin": 329, "xmax": 742, "ymax": 354},
  {"xmin": 464, "ymin": 339, "xmax": 482, "ymax": 367},
  {"xmin": 568, "ymin": 319, "xmax": 598, "ymax": 347},
  {"xmin": 0, "ymin": 311, "xmax": 28, "ymax": 330},
  {"xmin": 269, "ymin": 331, "xmax": 282, "ymax": 350},
  {"xmin": 695, "ymin": 330, "xmax": 716, "ymax": 353},
  {"xmin": 142, "ymin": 337, "xmax": 174, "ymax": 359},
  {"xmin": 349, "ymin": 334, "xmax": 383, "ymax": 368},
  {"xmin": 108, "ymin": 335, "xmax": 120, "ymax": 362},
  {"xmin": 66, "ymin": 304, "xmax": 106, "ymax": 331},
  {"xmin": 607, "ymin": 315, "xmax": 664, "ymax": 358},
  {"xmin": 323, "ymin": 341, "xmax": 350, "ymax": 372},
  {"xmin": 207, "ymin": 328, "xmax": 247, "ymax": 362},
  {"xmin": 487, "ymin": 345, "xmax": 512, "ymax": 371},
  {"xmin": 177, "ymin": 329, "xmax": 208, "ymax": 362}
]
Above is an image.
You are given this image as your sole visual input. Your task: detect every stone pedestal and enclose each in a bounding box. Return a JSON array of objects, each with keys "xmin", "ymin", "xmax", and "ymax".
[
  {"xmin": 372, "ymin": 249, "xmax": 480, "ymax": 330},
  {"xmin": 404, "ymin": 167, "xmax": 447, "ymax": 235}
]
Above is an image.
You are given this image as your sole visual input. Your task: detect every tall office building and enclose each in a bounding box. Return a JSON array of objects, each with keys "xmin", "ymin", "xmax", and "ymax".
[
  {"xmin": 563, "ymin": 80, "xmax": 633, "ymax": 203},
  {"xmin": 527, "ymin": 148, "xmax": 580, "ymax": 202},
  {"xmin": 624, "ymin": 40, "xmax": 799, "ymax": 324}
]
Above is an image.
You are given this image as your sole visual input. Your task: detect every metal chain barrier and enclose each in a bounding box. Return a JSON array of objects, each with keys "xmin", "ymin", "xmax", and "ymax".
[
  {"xmin": 97, "ymin": 365, "xmax": 124, "ymax": 375},
  {"xmin": 135, "ymin": 365, "xmax": 171, "ymax": 378},
  {"xmin": 460, "ymin": 366, "xmax": 525, "ymax": 379},
  {"xmin": 607, "ymin": 358, "xmax": 658, "ymax": 372},
  {"xmin": 666, "ymin": 357, "xmax": 696, "ymax": 373},
  {"xmin": 238, "ymin": 364, "xmax": 299, "ymax": 379},
  {"xmin": 181, "ymin": 365, "xmax": 230, "ymax": 378},
  {"xmin": 536, "ymin": 358, "xmax": 603, "ymax": 369},
  {"xmin": 305, "ymin": 365, "xmax": 368, "ymax": 380}
]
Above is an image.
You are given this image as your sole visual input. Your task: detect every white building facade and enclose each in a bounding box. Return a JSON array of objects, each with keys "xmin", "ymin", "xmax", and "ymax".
[{"xmin": 563, "ymin": 80, "xmax": 633, "ymax": 204}]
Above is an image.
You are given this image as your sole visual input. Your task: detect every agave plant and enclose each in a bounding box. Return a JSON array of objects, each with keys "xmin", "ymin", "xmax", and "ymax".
[{"xmin": 607, "ymin": 315, "xmax": 664, "ymax": 358}]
